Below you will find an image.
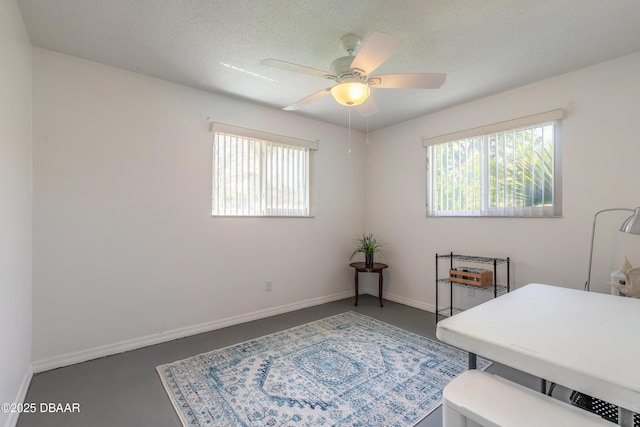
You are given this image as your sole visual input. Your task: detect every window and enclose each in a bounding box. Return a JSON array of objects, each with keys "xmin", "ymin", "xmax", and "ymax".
[
  {"xmin": 210, "ymin": 123, "xmax": 317, "ymax": 217},
  {"xmin": 424, "ymin": 110, "xmax": 562, "ymax": 217}
]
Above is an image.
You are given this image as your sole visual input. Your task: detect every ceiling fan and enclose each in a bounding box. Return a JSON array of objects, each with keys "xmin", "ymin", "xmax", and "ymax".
[{"xmin": 261, "ymin": 31, "xmax": 446, "ymax": 116}]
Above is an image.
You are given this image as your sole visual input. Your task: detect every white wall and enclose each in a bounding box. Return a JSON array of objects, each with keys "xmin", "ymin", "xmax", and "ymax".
[
  {"xmin": 0, "ymin": 0, "xmax": 33, "ymax": 425},
  {"xmin": 32, "ymin": 49, "xmax": 366, "ymax": 368},
  {"xmin": 367, "ymin": 52, "xmax": 640, "ymax": 312}
]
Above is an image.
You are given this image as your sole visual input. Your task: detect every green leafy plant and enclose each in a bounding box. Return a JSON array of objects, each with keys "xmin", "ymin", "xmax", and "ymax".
[{"xmin": 350, "ymin": 233, "xmax": 383, "ymax": 261}]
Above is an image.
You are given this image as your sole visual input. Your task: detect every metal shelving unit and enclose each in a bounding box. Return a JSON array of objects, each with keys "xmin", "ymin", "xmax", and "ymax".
[{"xmin": 436, "ymin": 252, "xmax": 510, "ymax": 318}]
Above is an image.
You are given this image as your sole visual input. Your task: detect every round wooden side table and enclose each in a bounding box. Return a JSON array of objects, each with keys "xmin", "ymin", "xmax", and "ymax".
[{"xmin": 349, "ymin": 262, "xmax": 389, "ymax": 307}]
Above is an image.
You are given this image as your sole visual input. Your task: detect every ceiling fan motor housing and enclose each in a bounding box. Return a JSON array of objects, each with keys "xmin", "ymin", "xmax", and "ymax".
[
  {"xmin": 328, "ymin": 33, "xmax": 367, "ymax": 83},
  {"xmin": 330, "ymin": 56, "xmax": 366, "ymax": 82}
]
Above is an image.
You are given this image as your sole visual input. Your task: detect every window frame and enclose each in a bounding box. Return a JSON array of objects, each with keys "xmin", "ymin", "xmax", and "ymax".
[
  {"xmin": 423, "ymin": 110, "xmax": 563, "ymax": 218},
  {"xmin": 210, "ymin": 122, "xmax": 317, "ymax": 218}
]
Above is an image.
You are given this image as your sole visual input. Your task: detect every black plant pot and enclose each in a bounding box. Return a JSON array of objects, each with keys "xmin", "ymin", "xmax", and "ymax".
[{"xmin": 365, "ymin": 253, "xmax": 374, "ymax": 268}]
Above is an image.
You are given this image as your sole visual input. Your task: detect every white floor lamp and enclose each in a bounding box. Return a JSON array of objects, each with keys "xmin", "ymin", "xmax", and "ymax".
[{"xmin": 585, "ymin": 207, "xmax": 640, "ymax": 291}]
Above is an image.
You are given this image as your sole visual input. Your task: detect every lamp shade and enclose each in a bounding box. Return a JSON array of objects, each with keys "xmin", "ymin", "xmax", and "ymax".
[
  {"xmin": 330, "ymin": 82, "xmax": 370, "ymax": 106},
  {"xmin": 620, "ymin": 207, "xmax": 640, "ymax": 235}
]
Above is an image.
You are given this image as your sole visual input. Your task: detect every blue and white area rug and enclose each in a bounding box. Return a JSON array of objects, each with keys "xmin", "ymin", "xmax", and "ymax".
[{"xmin": 157, "ymin": 311, "xmax": 489, "ymax": 426}]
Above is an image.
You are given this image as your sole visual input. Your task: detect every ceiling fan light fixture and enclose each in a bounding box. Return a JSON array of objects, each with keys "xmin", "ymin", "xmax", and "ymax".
[{"xmin": 330, "ymin": 82, "xmax": 370, "ymax": 106}]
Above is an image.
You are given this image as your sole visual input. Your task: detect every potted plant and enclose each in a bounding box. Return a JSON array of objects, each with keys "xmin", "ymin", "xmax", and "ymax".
[{"xmin": 350, "ymin": 233, "xmax": 383, "ymax": 268}]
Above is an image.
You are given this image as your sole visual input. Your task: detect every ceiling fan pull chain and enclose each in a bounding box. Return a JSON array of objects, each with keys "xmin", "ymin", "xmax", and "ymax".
[
  {"xmin": 366, "ymin": 100, "xmax": 370, "ymax": 144},
  {"xmin": 348, "ymin": 107, "xmax": 352, "ymax": 155}
]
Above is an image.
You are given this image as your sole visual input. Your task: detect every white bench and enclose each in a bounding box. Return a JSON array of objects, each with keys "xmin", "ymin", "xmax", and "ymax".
[{"xmin": 442, "ymin": 370, "xmax": 611, "ymax": 427}]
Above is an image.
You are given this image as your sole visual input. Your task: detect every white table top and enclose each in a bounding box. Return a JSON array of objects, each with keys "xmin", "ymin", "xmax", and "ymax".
[{"xmin": 436, "ymin": 283, "xmax": 640, "ymax": 413}]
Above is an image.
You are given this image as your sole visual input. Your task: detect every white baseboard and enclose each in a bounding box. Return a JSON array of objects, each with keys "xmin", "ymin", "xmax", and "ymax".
[
  {"xmin": 4, "ymin": 365, "xmax": 33, "ymax": 427},
  {"xmin": 382, "ymin": 292, "xmax": 436, "ymax": 313},
  {"xmin": 32, "ymin": 291, "xmax": 353, "ymax": 373},
  {"xmin": 358, "ymin": 285, "xmax": 436, "ymax": 313}
]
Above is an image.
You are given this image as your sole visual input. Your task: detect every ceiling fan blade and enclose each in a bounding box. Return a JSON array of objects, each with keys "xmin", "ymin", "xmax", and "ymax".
[
  {"xmin": 356, "ymin": 96, "xmax": 380, "ymax": 117},
  {"xmin": 283, "ymin": 88, "xmax": 332, "ymax": 111},
  {"xmin": 261, "ymin": 58, "xmax": 333, "ymax": 79},
  {"xmin": 350, "ymin": 31, "xmax": 403, "ymax": 75},
  {"xmin": 369, "ymin": 73, "xmax": 446, "ymax": 89}
]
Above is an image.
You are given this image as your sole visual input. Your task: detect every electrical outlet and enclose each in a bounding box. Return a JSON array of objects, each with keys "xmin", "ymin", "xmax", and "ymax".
[
  {"xmin": 467, "ymin": 288, "xmax": 475, "ymax": 297},
  {"xmin": 265, "ymin": 280, "xmax": 272, "ymax": 292}
]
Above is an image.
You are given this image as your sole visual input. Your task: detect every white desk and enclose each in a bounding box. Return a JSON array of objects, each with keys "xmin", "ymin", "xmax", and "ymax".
[{"xmin": 436, "ymin": 283, "xmax": 640, "ymax": 426}]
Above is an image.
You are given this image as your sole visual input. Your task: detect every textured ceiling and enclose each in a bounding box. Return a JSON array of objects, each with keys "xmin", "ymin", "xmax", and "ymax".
[{"xmin": 17, "ymin": 0, "xmax": 640, "ymax": 131}]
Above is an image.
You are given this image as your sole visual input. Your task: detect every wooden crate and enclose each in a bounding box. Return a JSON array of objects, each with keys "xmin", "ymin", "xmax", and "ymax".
[{"xmin": 449, "ymin": 269, "xmax": 493, "ymax": 287}]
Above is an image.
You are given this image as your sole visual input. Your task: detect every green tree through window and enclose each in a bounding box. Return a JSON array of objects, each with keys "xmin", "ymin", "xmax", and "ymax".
[{"xmin": 427, "ymin": 120, "xmax": 561, "ymax": 217}]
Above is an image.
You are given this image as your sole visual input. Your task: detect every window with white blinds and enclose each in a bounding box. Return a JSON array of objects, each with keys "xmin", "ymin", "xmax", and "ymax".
[
  {"xmin": 424, "ymin": 110, "xmax": 563, "ymax": 217},
  {"xmin": 210, "ymin": 123, "xmax": 316, "ymax": 217}
]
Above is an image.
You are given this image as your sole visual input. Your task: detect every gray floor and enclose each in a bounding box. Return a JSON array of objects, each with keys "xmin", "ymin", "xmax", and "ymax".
[{"xmin": 17, "ymin": 295, "xmax": 571, "ymax": 427}]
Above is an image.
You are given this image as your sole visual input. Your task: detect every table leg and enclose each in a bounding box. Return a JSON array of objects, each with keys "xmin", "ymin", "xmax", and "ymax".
[
  {"xmin": 378, "ymin": 271, "xmax": 384, "ymax": 307},
  {"xmin": 618, "ymin": 407, "xmax": 633, "ymax": 427},
  {"xmin": 468, "ymin": 353, "xmax": 477, "ymax": 370},
  {"xmin": 354, "ymin": 270, "xmax": 359, "ymax": 306}
]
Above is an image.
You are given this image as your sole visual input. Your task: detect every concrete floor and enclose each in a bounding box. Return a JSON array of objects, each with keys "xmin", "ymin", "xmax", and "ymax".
[{"xmin": 17, "ymin": 295, "xmax": 571, "ymax": 427}]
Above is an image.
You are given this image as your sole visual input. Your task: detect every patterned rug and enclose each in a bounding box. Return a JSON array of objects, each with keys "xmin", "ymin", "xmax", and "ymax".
[{"xmin": 157, "ymin": 311, "xmax": 489, "ymax": 426}]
